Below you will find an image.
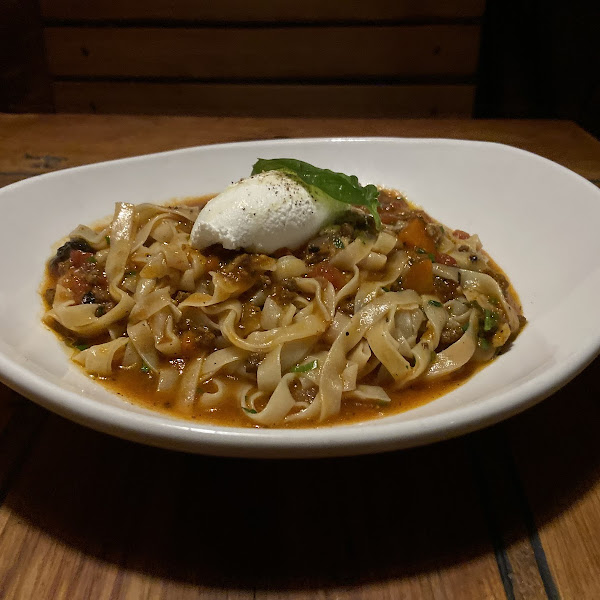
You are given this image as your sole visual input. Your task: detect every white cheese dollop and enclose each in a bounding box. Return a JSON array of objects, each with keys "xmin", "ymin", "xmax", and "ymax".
[{"xmin": 190, "ymin": 171, "xmax": 335, "ymax": 254}]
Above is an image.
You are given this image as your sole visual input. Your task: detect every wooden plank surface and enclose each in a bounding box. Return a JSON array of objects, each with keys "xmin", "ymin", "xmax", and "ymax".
[
  {"xmin": 1, "ymin": 115, "xmax": 600, "ymax": 599},
  {"xmin": 507, "ymin": 358, "xmax": 600, "ymax": 598},
  {"xmin": 1, "ymin": 115, "xmax": 599, "ymax": 180},
  {"xmin": 44, "ymin": 26, "xmax": 480, "ymax": 79},
  {"xmin": 40, "ymin": 0, "xmax": 486, "ymax": 22},
  {"xmin": 0, "ymin": 412, "xmax": 507, "ymax": 599},
  {"xmin": 53, "ymin": 82, "xmax": 475, "ymax": 117}
]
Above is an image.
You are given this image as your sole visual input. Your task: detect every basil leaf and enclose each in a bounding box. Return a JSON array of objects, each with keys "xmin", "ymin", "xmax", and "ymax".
[
  {"xmin": 251, "ymin": 158, "xmax": 381, "ymax": 230},
  {"xmin": 291, "ymin": 359, "xmax": 318, "ymax": 373},
  {"xmin": 484, "ymin": 309, "xmax": 498, "ymax": 332}
]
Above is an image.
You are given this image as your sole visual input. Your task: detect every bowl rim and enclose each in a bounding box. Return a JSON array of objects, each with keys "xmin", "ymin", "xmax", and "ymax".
[{"xmin": 1, "ymin": 136, "xmax": 599, "ymax": 458}]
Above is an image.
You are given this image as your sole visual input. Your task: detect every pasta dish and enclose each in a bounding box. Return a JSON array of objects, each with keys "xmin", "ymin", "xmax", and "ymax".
[{"xmin": 42, "ymin": 159, "xmax": 524, "ymax": 427}]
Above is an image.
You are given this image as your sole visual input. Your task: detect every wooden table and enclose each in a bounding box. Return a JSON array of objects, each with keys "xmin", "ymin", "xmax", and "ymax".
[{"xmin": 1, "ymin": 115, "xmax": 599, "ymax": 600}]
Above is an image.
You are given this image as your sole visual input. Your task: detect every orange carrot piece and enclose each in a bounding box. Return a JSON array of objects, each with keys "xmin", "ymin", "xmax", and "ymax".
[
  {"xmin": 402, "ymin": 259, "xmax": 434, "ymax": 294},
  {"xmin": 398, "ymin": 218, "xmax": 436, "ymax": 253}
]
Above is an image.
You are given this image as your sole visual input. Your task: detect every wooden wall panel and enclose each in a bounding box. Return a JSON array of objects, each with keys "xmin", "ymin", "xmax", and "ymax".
[
  {"xmin": 40, "ymin": 0, "xmax": 485, "ymax": 22},
  {"xmin": 45, "ymin": 26, "xmax": 480, "ymax": 79},
  {"xmin": 53, "ymin": 82, "xmax": 475, "ymax": 117}
]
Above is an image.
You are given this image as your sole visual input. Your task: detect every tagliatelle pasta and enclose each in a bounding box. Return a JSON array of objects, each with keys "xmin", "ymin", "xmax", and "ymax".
[{"xmin": 42, "ymin": 184, "xmax": 524, "ymax": 428}]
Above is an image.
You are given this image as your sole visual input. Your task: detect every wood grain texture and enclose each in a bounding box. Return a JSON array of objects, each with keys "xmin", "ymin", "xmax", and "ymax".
[
  {"xmin": 1, "ymin": 115, "xmax": 600, "ymax": 599},
  {"xmin": 1, "ymin": 115, "xmax": 599, "ymax": 180},
  {"xmin": 0, "ymin": 412, "xmax": 506, "ymax": 599},
  {"xmin": 44, "ymin": 26, "xmax": 480, "ymax": 79},
  {"xmin": 53, "ymin": 82, "xmax": 475, "ymax": 118},
  {"xmin": 508, "ymin": 358, "xmax": 600, "ymax": 598},
  {"xmin": 40, "ymin": 0, "xmax": 486, "ymax": 22}
]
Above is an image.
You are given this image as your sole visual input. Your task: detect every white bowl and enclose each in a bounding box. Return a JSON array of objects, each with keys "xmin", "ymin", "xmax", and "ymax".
[{"xmin": 1, "ymin": 138, "xmax": 599, "ymax": 457}]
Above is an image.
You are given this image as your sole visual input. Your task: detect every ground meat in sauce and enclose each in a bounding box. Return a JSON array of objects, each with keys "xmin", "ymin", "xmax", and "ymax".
[
  {"xmin": 43, "ymin": 188, "xmax": 524, "ymax": 429},
  {"xmin": 433, "ymin": 277, "xmax": 460, "ymax": 303},
  {"xmin": 438, "ymin": 323, "xmax": 464, "ymax": 348},
  {"xmin": 179, "ymin": 320, "xmax": 217, "ymax": 355}
]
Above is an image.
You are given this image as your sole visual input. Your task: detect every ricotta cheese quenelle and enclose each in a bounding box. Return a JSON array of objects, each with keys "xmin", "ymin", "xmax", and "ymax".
[{"xmin": 190, "ymin": 170, "xmax": 340, "ymax": 254}]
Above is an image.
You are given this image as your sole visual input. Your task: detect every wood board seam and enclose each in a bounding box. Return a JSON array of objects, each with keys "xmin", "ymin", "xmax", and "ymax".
[
  {"xmin": 502, "ymin": 435, "xmax": 561, "ymax": 600},
  {"xmin": 51, "ymin": 75, "xmax": 479, "ymax": 85},
  {"xmin": 467, "ymin": 435, "xmax": 517, "ymax": 600},
  {"xmin": 42, "ymin": 17, "xmax": 484, "ymax": 28}
]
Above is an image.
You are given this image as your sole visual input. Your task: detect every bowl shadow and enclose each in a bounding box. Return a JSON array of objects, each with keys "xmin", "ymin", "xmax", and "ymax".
[{"xmin": 3, "ymin": 357, "xmax": 600, "ymax": 592}]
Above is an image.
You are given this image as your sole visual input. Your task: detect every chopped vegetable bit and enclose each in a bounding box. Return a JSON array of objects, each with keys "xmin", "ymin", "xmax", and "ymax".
[
  {"xmin": 479, "ymin": 337, "xmax": 491, "ymax": 350},
  {"xmin": 87, "ymin": 256, "xmax": 97, "ymax": 264},
  {"xmin": 74, "ymin": 343, "xmax": 89, "ymax": 351},
  {"xmin": 243, "ymin": 407, "xmax": 258, "ymax": 414},
  {"xmin": 251, "ymin": 158, "xmax": 382, "ymax": 230},
  {"xmin": 382, "ymin": 286, "xmax": 390, "ymax": 292},
  {"xmin": 461, "ymin": 322, "xmax": 470, "ymax": 332},
  {"xmin": 402, "ymin": 259, "xmax": 433, "ymax": 294},
  {"xmin": 291, "ymin": 359, "xmax": 319, "ymax": 373},
  {"xmin": 484, "ymin": 309, "xmax": 499, "ymax": 332},
  {"xmin": 141, "ymin": 363, "xmax": 150, "ymax": 373},
  {"xmin": 399, "ymin": 218, "xmax": 436, "ymax": 254},
  {"xmin": 428, "ymin": 299, "xmax": 443, "ymax": 307},
  {"xmin": 333, "ymin": 237, "xmax": 345, "ymax": 249},
  {"xmin": 105, "ymin": 235, "xmax": 110, "ymax": 245}
]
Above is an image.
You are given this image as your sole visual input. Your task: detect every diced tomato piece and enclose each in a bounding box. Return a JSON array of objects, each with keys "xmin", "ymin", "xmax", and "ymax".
[
  {"xmin": 308, "ymin": 263, "xmax": 347, "ymax": 289},
  {"xmin": 402, "ymin": 259, "xmax": 434, "ymax": 294},
  {"xmin": 180, "ymin": 332, "xmax": 197, "ymax": 357},
  {"xmin": 453, "ymin": 229, "xmax": 470, "ymax": 240},
  {"xmin": 398, "ymin": 218, "xmax": 436, "ymax": 254},
  {"xmin": 59, "ymin": 272, "xmax": 89, "ymax": 303},
  {"xmin": 435, "ymin": 252, "xmax": 457, "ymax": 266},
  {"xmin": 203, "ymin": 255, "xmax": 220, "ymax": 272},
  {"xmin": 70, "ymin": 249, "xmax": 93, "ymax": 268}
]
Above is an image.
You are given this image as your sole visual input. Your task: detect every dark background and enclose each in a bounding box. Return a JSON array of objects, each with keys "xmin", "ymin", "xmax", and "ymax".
[{"xmin": 1, "ymin": 0, "xmax": 598, "ymax": 138}]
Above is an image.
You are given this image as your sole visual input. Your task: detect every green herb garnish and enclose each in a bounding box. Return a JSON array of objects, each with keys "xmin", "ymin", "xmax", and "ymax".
[
  {"xmin": 105, "ymin": 235, "xmax": 110, "ymax": 245},
  {"xmin": 74, "ymin": 343, "xmax": 89, "ymax": 351},
  {"xmin": 428, "ymin": 300, "xmax": 443, "ymax": 307},
  {"xmin": 125, "ymin": 270, "xmax": 137, "ymax": 277},
  {"xmin": 251, "ymin": 158, "xmax": 381, "ymax": 230},
  {"xmin": 87, "ymin": 256, "xmax": 97, "ymax": 264},
  {"xmin": 141, "ymin": 363, "xmax": 150, "ymax": 373},
  {"xmin": 479, "ymin": 337, "xmax": 491, "ymax": 350},
  {"xmin": 291, "ymin": 359, "xmax": 319, "ymax": 373},
  {"xmin": 333, "ymin": 237, "xmax": 345, "ymax": 249},
  {"xmin": 243, "ymin": 407, "xmax": 258, "ymax": 414},
  {"xmin": 417, "ymin": 248, "xmax": 435, "ymax": 261},
  {"xmin": 461, "ymin": 322, "xmax": 470, "ymax": 332},
  {"xmin": 95, "ymin": 305, "xmax": 105, "ymax": 317},
  {"xmin": 382, "ymin": 286, "xmax": 390, "ymax": 292},
  {"xmin": 483, "ymin": 309, "xmax": 498, "ymax": 332}
]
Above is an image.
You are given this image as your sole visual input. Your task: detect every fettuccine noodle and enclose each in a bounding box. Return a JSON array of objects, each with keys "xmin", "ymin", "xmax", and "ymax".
[{"xmin": 43, "ymin": 189, "xmax": 524, "ymax": 427}]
